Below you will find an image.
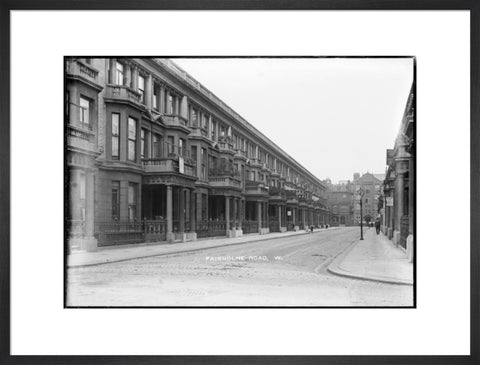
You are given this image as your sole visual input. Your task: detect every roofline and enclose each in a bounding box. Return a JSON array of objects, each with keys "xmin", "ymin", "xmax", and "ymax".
[{"xmin": 150, "ymin": 58, "xmax": 327, "ymax": 190}]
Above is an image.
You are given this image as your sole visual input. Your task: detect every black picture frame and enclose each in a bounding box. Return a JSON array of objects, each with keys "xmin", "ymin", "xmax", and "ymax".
[{"xmin": 1, "ymin": 1, "xmax": 478, "ymax": 364}]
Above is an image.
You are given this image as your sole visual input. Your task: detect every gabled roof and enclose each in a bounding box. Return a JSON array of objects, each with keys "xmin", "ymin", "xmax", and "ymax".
[{"xmin": 354, "ymin": 172, "xmax": 383, "ymax": 184}]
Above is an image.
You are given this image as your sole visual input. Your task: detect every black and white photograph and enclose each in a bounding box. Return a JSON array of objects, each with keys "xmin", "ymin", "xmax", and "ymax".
[
  {"xmin": 65, "ymin": 57, "xmax": 415, "ymax": 307},
  {"xmin": 5, "ymin": 4, "xmax": 475, "ymax": 362}
]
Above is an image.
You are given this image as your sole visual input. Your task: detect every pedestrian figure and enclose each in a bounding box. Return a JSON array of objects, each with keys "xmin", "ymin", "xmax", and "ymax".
[
  {"xmin": 310, "ymin": 225, "xmax": 314, "ymax": 233},
  {"xmin": 375, "ymin": 218, "xmax": 381, "ymax": 235}
]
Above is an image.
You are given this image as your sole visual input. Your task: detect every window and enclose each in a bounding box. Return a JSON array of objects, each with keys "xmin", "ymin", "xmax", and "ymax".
[
  {"xmin": 141, "ymin": 129, "xmax": 146, "ymax": 159},
  {"xmin": 111, "ymin": 113, "xmax": 120, "ymax": 160},
  {"xmin": 138, "ymin": 75, "xmax": 145, "ymax": 103},
  {"xmin": 128, "ymin": 183, "xmax": 137, "ymax": 221},
  {"xmin": 128, "ymin": 117, "xmax": 137, "ymax": 161},
  {"xmin": 65, "ymin": 91, "xmax": 70, "ymax": 121},
  {"xmin": 201, "ymin": 148, "xmax": 207, "ymax": 179},
  {"xmin": 202, "ymin": 114, "xmax": 208, "ymax": 129},
  {"xmin": 168, "ymin": 94, "xmax": 174, "ymax": 114},
  {"xmin": 115, "ymin": 62, "xmax": 124, "ymax": 85},
  {"xmin": 179, "ymin": 138, "xmax": 186, "ymax": 156},
  {"xmin": 111, "ymin": 181, "xmax": 120, "ymax": 220},
  {"xmin": 152, "ymin": 134, "xmax": 161, "ymax": 158},
  {"xmin": 191, "ymin": 145, "xmax": 197, "ymax": 163},
  {"xmin": 211, "ymin": 120, "xmax": 216, "ymax": 140},
  {"xmin": 191, "ymin": 108, "xmax": 197, "ymax": 126},
  {"xmin": 79, "ymin": 96, "xmax": 90, "ymax": 127},
  {"xmin": 167, "ymin": 136, "xmax": 175, "ymax": 155},
  {"xmin": 153, "ymin": 87, "xmax": 158, "ymax": 110}
]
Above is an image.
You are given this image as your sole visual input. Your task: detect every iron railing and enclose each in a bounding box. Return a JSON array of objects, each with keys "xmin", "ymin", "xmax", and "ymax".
[
  {"xmin": 94, "ymin": 220, "xmax": 144, "ymax": 247},
  {"xmin": 196, "ymin": 220, "xmax": 226, "ymax": 238},
  {"xmin": 243, "ymin": 220, "xmax": 259, "ymax": 234},
  {"xmin": 269, "ymin": 221, "xmax": 280, "ymax": 232}
]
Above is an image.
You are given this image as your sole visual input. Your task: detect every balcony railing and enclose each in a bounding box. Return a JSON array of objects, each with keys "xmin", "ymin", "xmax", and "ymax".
[
  {"xmin": 143, "ymin": 158, "xmax": 197, "ymax": 177},
  {"xmin": 208, "ymin": 176, "xmax": 241, "ymax": 188},
  {"xmin": 162, "ymin": 114, "xmax": 188, "ymax": 128},
  {"xmin": 67, "ymin": 123, "xmax": 95, "ymax": 142},
  {"xmin": 249, "ymin": 158, "xmax": 262, "ymax": 167},
  {"xmin": 66, "ymin": 122, "xmax": 97, "ymax": 153},
  {"xmin": 217, "ymin": 136, "xmax": 234, "ymax": 151},
  {"xmin": 269, "ymin": 187, "xmax": 286, "ymax": 198},
  {"xmin": 190, "ymin": 125, "xmax": 208, "ymax": 137},
  {"xmin": 245, "ymin": 180, "xmax": 269, "ymax": 196},
  {"xmin": 105, "ymin": 85, "xmax": 144, "ymax": 108},
  {"xmin": 234, "ymin": 149, "xmax": 247, "ymax": 158},
  {"xmin": 66, "ymin": 59, "xmax": 100, "ymax": 86}
]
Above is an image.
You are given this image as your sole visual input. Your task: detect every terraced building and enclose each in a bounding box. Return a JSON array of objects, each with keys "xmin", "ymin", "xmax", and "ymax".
[{"xmin": 65, "ymin": 58, "xmax": 330, "ymax": 251}]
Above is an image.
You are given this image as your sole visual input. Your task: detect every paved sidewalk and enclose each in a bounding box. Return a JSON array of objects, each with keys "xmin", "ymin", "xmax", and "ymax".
[
  {"xmin": 68, "ymin": 227, "xmax": 338, "ymax": 268},
  {"xmin": 327, "ymin": 228, "xmax": 413, "ymax": 285}
]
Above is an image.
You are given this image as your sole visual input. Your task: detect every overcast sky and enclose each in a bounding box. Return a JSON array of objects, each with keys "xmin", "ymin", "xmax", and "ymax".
[{"xmin": 174, "ymin": 58, "xmax": 414, "ymax": 183}]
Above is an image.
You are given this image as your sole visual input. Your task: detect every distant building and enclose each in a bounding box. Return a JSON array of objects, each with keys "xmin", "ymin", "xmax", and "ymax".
[
  {"xmin": 326, "ymin": 180, "xmax": 354, "ymax": 226},
  {"xmin": 352, "ymin": 172, "xmax": 383, "ymax": 224},
  {"xmin": 325, "ymin": 179, "xmax": 354, "ymax": 226},
  {"xmin": 383, "ymin": 82, "xmax": 415, "ymax": 261}
]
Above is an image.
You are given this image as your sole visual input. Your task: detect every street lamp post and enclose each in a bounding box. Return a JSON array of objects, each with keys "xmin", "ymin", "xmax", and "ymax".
[{"xmin": 358, "ymin": 188, "xmax": 365, "ymax": 240}]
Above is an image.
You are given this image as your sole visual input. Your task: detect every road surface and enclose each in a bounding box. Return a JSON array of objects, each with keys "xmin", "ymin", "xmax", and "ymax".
[{"xmin": 67, "ymin": 227, "xmax": 413, "ymax": 307}]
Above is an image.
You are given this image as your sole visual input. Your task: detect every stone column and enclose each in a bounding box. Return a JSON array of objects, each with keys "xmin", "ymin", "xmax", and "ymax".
[
  {"xmin": 257, "ymin": 201, "xmax": 262, "ymax": 233},
  {"xmin": 179, "ymin": 188, "xmax": 185, "ymax": 233},
  {"xmin": 278, "ymin": 205, "xmax": 282, "ymax": 227},
  {"xmin": 190, "ymin": 189, "xmax": 196, "ymax": 233},
  {"xmin": 145, "ymin": 74, "xmax": 152, "ymax": 109},
  {"xmin": 109, "ymin": 58, "xmax": 116, "ymax": 84},
  {"xmin": 225, "ymin": 196, "xmax": 230, "ymax": 231},
  {"xmin": 196, "ymin": 192, "xmax": 203, "ymax": 223},
  {"xmin": 409, "ymin": 158, "xmax": 414, "ymax": 234},
  {"xmin": 265, "ymin": 202, "xmax": 269, "ymax": 228},
  {"xmin": 233, "ymin": 198, "xmax": 238, "ymax": 229},
  {"xmin": 166, "ymin": 185, "xmax": 173, "ymax": 242},
  {"xmin": 131, "ymin": 66, "xmax": 138, "ymax": 90},
  {"xmin": 180, "ymin": 96, "xmax": 188, "ymax": 120},
  {"xmin": 125, "ymin": 64, "xmax": 131, "ymax": 88},
  {"xmin": 84, "ymin": 171, "xmax": 95, "ymax": 238},
  {"xmin": 159, "ymin": 85, "xmax": 165, "ymax": 113},
  {"xmin": 292, "ymin": 208, "xmax": 296, "ymax": 225},
  {"xmin": 208, "ymin": 115, "xmax": 213, "ymax": 140},
  {"xmin": 239, "ymin": 199, "xmax": 244, "ymax": 229},
  {"xmin": 395, "ymin": 173, "xmax": 405, "ymax": 234},
  {"xmin": 175, "ymin": 95, "xmax": 180, "ymax": 115}
]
